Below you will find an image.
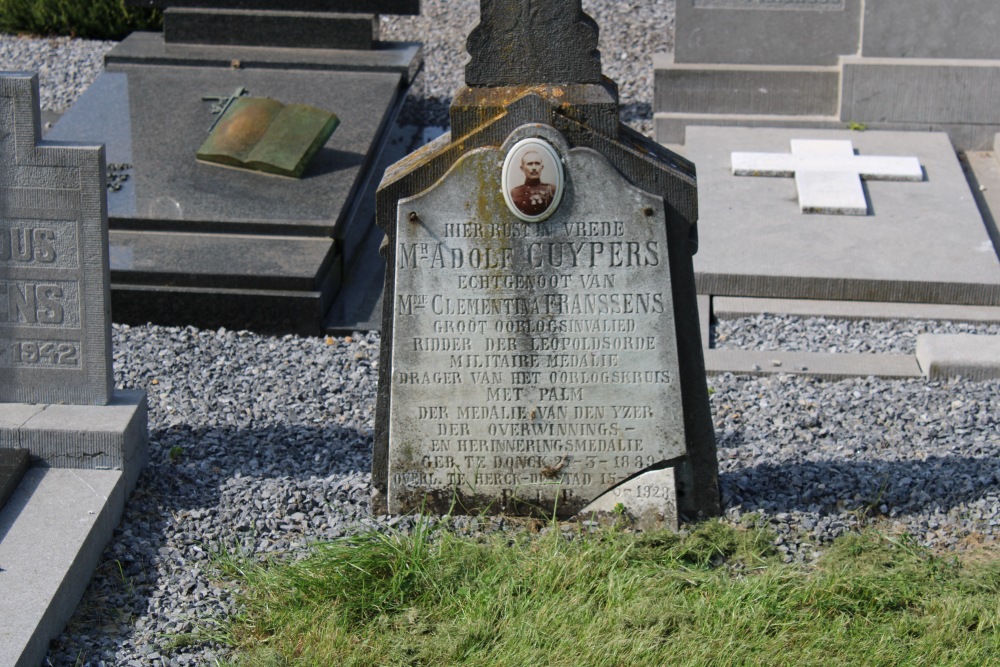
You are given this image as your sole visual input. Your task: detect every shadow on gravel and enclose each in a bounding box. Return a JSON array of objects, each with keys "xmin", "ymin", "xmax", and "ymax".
[
  {"xmin": 48, "ymin": 422, "xmax": 373, "ymax": 665},
  {"xmin": 398, "ymin": 95, "xmax": 451, "ymax": 128},
  {"xmin": 721, "ymin": 455, "xmax": 1000, "ymax": 518},
  {"xmin": 619, "ymin": 101, "xmax": 652, "ymax": 126}
]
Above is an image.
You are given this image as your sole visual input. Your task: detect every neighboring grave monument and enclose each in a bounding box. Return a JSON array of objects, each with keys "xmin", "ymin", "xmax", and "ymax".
[
  {"xmin": 46, "ymin": 0, "xmax": 423, "ymax": 334},
  {"xmin": 656, "ymin": 0, "xmax": 1000, "ymax": 150},
  {"xmin": 373, "ymin": 0, "xmax": 720, "ymax": 526},
  {"xmin": 0, "ymin": 72, "xmax": 148, "ymax": 667},
  {"xmin": 688, "ymin": 127, "xmax": 1000, "ymax": 306},
  {"xmin": 731, "ymin": 139, "xmax": 923, "ymax": 215}
]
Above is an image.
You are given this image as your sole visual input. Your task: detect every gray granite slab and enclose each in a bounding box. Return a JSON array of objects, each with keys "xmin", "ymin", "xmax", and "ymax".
[
  {"xmin": 48, "ymin": 66, "xmax": 403, "ymax": 235},
  {"xmin": 0, "ymin": 73, "xmax": 113, "ymax": 406},
  {"xmin": 964, "ymin": 148, "xmax": 1000, "ymax": 262},
  {"xmin": 685, "ymin": 127, "xmax": 1000, "ymax": 306},
  {"xmin": 713, "ymin": 297, "xmax": 1000, "ymax": 324},
  {"xmin": 109, "ymin": 232, "xmax": 341, "ymax": 334},
  {"xmin": 841, "ymin": 57, "xmax": 1000, "ymax": 129},
  {"xmin": 673, "ymin": 0, "xmax": 862, "ymax": 66},
  {"xmin": 704, "ymin": 349, "xmax": 923, "ymax": 379},
  {"xmin": 45, "ymin": 61, "xmax": 408, "ymax": 334},
  {"xmin": 0, "ymin": 404, "xmax": 44, "ymax": 445},
  {"xmin": 109, "ymin": 231, "xmax": 336, "ymax": 290},
  {"xmin": 1, "ymin": 390, "xmax": 148, "ymax": 493},
  {"xmin": 655, "ymin": 113, "xmax": 844, "ymax": 147},
  {"xmin": 111, "ymin": 276, "xmax": 341, "ymax": 335},
  {"xmin": 653, "ymin": 53, "xmax": 839, "ymax": 117},
  {"xmin": 387, "ymin": 134, "xmax": 685, "ymax": 518}
]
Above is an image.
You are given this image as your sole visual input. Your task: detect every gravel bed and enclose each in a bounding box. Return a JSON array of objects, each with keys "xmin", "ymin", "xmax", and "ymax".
[
  {"xmin": 0, "ymin": 34, "xmax": 113, "ymax": 112},
  {"xmin": 715, "ymin": 315, "xmax": 1000, "ymax": 355},
  {"xmin": 1, "ymin": 3, "xmax": 998, "ymax": 665}
]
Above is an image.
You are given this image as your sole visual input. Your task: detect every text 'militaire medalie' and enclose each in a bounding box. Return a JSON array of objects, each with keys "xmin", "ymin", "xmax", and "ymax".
[{"xmin": 388, "ymin": 128, "xmax": 686, "ymax": 517}]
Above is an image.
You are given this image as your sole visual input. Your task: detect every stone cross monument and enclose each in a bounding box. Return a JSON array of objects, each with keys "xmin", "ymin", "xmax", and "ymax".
[{"xmin": 373, "ymin": 0, "xmax": 720, "ymax": 525}]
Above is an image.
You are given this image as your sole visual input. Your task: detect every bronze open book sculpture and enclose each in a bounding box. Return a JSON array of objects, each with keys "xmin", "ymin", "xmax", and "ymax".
[{"xmin": 196, "ymin": 96, "xmax": 340, "ymax": 178}]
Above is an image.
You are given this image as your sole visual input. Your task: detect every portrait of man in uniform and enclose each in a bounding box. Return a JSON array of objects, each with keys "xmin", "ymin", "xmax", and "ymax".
[
  {"xmin": 502, "ymin": 137, "xmax": 564, "ymax": 222},
  {"xmin": 510, "ymin": 149, "xmax": 556, "ymax": 216}
]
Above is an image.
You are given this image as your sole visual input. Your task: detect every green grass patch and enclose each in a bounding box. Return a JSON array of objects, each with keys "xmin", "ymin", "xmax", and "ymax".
[
  {"xmin": 217, "ymin": 522, "xmax": 1000, "ymax": 666},
  {"xmin": 0, "ymin": 0, "xmax": 160, "ymax": 40}
]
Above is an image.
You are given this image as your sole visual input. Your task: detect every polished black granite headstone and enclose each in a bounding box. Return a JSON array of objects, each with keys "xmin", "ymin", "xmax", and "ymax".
[
  {"xmin": 0, "ymin": 449, "xmax": 29, "ymax": 512},
  {"xmin": 132, "ymin": 0, "xmax": 418, "ymax": 50},
  {"xmin": 128, "ymin": 0, "xmax": 419, "ymax": 12},
  {"xmin": 48, "ymin": 5, "xmax": 422, "ymax": 333},
  {"xmin": 164, "ymin": 9, "xmax": 380, "ymax": 50}
]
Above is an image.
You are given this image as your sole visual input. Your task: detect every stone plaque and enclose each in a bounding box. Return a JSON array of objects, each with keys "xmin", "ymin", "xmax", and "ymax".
[
  {"xmin": 693, "ymin": 0, "xmax": 844, "ymax": 10},
  {"xmin": 387, "ymin": 126, "xmax": 685, "ymax": 517},
  {"xmin": 862, "ymin": 0, "xmax": 1000, "ymax": 61},
  {"xmin": 674, "ymin": 0, "xmax": 861, "ymax": 66},
  {"xmin": 0, "ymin": 74, "xmax": 112, "ymax": 406}
]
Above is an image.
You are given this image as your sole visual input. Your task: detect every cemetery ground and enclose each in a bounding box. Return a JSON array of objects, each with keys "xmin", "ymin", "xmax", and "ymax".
[
  {"xmin": 1, "ymin": 1, "xmax": 999, "ymax": 664},
  {"xmin": 43, "ymin": 321, "xmax": 1000, "ymax": 666}
]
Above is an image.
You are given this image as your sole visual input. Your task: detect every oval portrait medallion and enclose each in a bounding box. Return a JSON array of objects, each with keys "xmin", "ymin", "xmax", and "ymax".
[{"xmin": 502, "ymin": 137, "xmax": 565, "ymax": 222}]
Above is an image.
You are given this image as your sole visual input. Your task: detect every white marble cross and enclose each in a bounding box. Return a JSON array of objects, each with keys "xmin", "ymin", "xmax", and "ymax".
[{"xmin": 731, "ymin": 139, "xmax": 923, "ymax": 215}]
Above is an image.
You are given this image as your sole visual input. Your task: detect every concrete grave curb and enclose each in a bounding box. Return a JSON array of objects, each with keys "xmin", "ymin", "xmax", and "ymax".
[
  {"xmin": 0, "ymin": 469, "xmax": 129, "ymax": 667},
  {"xmin": 916, "ymin": 334, "xmax": 1000, "ymax": 381},
  {"xmin": 701, "ymin": 297, "xmax": 1000, "ymax": 380}
]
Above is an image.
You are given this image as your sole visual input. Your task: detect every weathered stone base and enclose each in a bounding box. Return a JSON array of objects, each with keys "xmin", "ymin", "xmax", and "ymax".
[
  {"xmin": 0, "ymin": 391, "xmax": 147, "ymax": 666},
  {"xmin": 0, "ymin": 390, "xmax": 148, "ymax": 498}
]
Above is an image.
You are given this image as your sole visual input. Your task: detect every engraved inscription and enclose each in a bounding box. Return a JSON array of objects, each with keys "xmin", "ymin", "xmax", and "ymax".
[
  {"xmin": 0, "ymin": 280, "xmax": 81, "ymax": 327},
  {"xmin": 0, "ymin": 339, "xmax": 80, "ymax": 368},
  {"xmin": 0, "ymin": 75, "xmax": 109, "ymax": 404},
  {"xmin": 0, "ymin": 220, "xmax": 80, "ymax": 269},
  {"xmin": 693, "ymin": 0, "xmax": 844, "ymax": 10},
  {"xmin": 388, "ymin": 145, "xmax": 685, "ymax": 516}
]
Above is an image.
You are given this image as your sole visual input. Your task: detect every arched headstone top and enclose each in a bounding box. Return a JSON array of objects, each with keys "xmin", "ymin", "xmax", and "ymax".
[{"xmin": 466, "ymin": 0, "xmax": 603, "ymax": 86}]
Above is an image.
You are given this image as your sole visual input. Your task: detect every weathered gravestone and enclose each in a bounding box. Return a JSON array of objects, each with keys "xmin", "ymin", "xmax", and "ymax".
[
  {"xmin": 373, "ymin": 0, "xmax": 720, "ymax": 526},
  {"xmin": 46, "ymin": 0, "xmax": 422, "ymax": 334},
  {"xmin": 688, "ymin": 127, "xmax": 1000, "ymax": 307},
  {"xmin": 0, "ymin": 72, "xmax": 148, "ymax": 667}
]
